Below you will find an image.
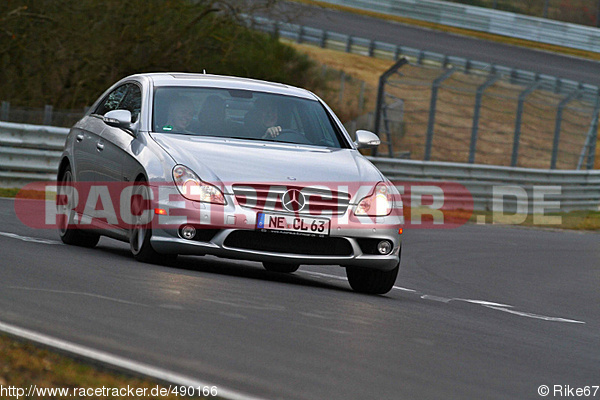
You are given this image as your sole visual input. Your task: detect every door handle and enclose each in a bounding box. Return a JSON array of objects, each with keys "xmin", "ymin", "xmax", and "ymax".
[
  {"xmin": 76, "ymin": 134, "xmax": 84, "ymax": 142},
  {"xmin": 96, "ymin": 142, "xmax": 104, "ymax": 151}
]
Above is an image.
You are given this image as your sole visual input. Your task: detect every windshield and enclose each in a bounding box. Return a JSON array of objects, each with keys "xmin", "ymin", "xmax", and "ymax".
[{"xmin": 152, "ymin": 87, "xmax": 349, "ymax": 148}]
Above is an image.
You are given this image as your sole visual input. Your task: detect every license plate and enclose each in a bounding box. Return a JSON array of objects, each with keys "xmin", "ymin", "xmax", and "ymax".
[{"xmin": 256, "ymin": 213, "xmax": 330, "ymax": 236}]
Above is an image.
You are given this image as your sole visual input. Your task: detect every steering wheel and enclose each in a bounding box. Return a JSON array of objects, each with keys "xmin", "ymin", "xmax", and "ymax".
[{"xmin": 272, "ymin": 128, "xmax": 312, "ymax": 145}]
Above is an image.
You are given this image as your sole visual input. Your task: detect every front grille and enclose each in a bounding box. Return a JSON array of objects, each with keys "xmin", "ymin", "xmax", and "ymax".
[
  {"xmin": 223, "ymin": 230, "xmax": 353, "ymax": 256},
  {"xmin": 232, "ymin": 184, "xmax": 350, "ymax": 215}
]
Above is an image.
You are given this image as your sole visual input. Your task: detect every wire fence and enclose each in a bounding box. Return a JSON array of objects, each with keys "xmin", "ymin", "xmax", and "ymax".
[
  {"xmin": 355, "ymin": 61, "xmax": 599, "ymax": 170},
  {"xmin": 0, "ymin": 101, "xmax": 87, "ymax": 128}
]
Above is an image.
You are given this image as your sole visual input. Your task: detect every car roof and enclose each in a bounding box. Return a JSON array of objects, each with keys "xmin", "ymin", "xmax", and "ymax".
[{"xmin": 133, "ymin": 73, "xmax": 318, "ymax": 100}]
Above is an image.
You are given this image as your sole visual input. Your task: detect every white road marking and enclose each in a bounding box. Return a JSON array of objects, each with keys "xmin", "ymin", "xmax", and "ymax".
[
  {"xmin": 421, "ymin": 295, "xmax": 453, "ymax": 303},
  {"xmin": 0, "ymin": 320, "xmax": 267, "ymax": 400},
  {"xmin": 484, "ymin": 306, "xmax": 586, "ymax": 324},
  {"xmin": 0, "ymin": 231, "xmax": 62, "ymax": 245},
  {"xmin": 460, "ymin": 299, "xmax": 514, "ymax": 308},
  {"xmin": 299, "ymin": 271, "xmax": 585, "ymax": 324},
  {"xmin": 393, "ymin": 286, "xmax": 417, "ymax": 292}
]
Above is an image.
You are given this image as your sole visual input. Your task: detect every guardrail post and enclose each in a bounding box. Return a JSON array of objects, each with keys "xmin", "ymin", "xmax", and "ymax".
[
  {"xmin": 465, "ymin": 59, "xmax": 471, "ymax": 74},
  {"xmin": 511, "ymin": 80, "xmax": 541, "ymax": 167},
  {"xmin": 320, "ymin": 30, "xmax": 327, "ymax": 48},
  {"xmin": 555, "ymin": 78, "xmax": 562, "ymax": 95},
  {"xmin": 0, "ymin": 102, "xmax": 9, "ymax": 121},
  {"xmin": 469, "ymin": 74, "xmax": 501, "ymax": 164},
  {"xmin": 425, "ymin": 68, "xmax": 456, "ymax": 161},
  {"xmin": 297, "ymin": 26, "xmax": 304, "ymax": 43},
  {"xmin": 43, "ymin": 105, "xmax": 53, "ymax": 125},
  {"xmin": 368, "ymin": 40, "xmax": 375, "ymax": 57},
  {"xmin": 509, "ymin": 69, "xmax": 518, "ymax": 85},
  {"xmin": 394, "ymin": 45, "xmax": 401, "ymax": 61},
  {"xmin": 346, "ymin": 36, "xmax": 353, "ymax": 53},
  {"xmin": 442, "ymin": 55, "xmax": 450, "ymax": 69},
  {"xmin": 551, "ymin": 90, "xmax": 581, "ymax": 169}
]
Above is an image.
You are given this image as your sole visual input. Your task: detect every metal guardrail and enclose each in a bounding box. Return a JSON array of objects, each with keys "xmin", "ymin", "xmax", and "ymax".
[
  {"xmin": 248, "ymin": 16, "xmax": 600, "ymax": 103},
  {"xmin": 369, "ymin": 157, "xmax": 600, "ymax": 212},
  {"xmin": 0, "ymin": 122, "xmax": 67, "ymax": 187},
  {"xmin": 0, "ymin": 121, "xmax": 598, "ymax": 212},
  {"xmin": 317, "ymin": 0, "xmax": 600, "ymax": 53}
]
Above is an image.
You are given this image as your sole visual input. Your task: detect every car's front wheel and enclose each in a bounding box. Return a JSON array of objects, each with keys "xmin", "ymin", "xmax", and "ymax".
[
  {"xmin": 57, "ymin": 166, "xmax": 100, "ymax": 248},
  {"xmin": 262, "ymin": 262, "xmax": 300, "ymax": 273},
  {"xmin": 346, "ymin": 261, "xmax": 399, "ymax": 295},
  {"xmin": 129, "ymin": 181, "xmax": 176, "ymax": 264}
]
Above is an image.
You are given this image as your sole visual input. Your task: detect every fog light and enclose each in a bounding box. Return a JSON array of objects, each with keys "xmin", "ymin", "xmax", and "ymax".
[
  {"xmin": 181, "ymin": 225, "xmax": 196, "ymax": 240},
  {"xmin": 377, "ymin": 240, "xmax": 392, "ymax": 255}
]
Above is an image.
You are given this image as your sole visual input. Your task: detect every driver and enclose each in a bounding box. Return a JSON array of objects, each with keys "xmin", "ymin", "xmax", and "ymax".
[
  {"xmin": 163, "ymin": 96, "xmax": 195, "ymax": 133},
  {"xmin": 246, "ymin": 98, "xmax": 283, "ymax": 139}
]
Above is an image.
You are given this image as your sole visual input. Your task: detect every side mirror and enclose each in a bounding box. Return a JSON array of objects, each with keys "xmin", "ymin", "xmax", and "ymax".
[
  {"xmin": 103, "ymin": 110, "xmax": 137, "ymax": 136},
  {"xmin": 355, "ymin": 130, "xmax": 381, "ymax": 149}
]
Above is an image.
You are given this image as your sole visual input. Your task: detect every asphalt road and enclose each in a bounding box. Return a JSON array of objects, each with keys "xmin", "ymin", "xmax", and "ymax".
[
  {"xmin": 282, "ymin": 2, "xmax": 600, "ymax": 87},
  {"xmin": 1, "ymin": 197, "xmax": 598, "ymax": 399}
]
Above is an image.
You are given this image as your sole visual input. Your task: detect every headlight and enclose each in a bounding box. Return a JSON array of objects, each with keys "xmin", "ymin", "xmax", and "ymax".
[
  {"xmin": 172, "ymin": 165, "xmax": 226, "ymax": 204},
  {"xmin": 354, "ymin": 182, "xmax": 393, "ymax": 216}
]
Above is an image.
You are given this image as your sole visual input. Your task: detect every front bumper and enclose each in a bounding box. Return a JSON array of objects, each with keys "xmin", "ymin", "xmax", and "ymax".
[{"xmin": 149, "ymin": 187, "xmax": 403, "ymax": 271}]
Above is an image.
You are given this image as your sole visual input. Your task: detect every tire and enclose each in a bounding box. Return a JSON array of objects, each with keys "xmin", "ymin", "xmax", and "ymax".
[
  {"xmin": 346, "ymin": 262, "xmax": 399, "ymax": 295},
  {"xmin": 129, "ymin": 181, "xmax": 176, "ymax": 264},
  {"xmin": 262, "ymin": 262, "xmax": 300, "ymax": 273},
  {"xmin": 57, "ymin": 166, "xmax": 100, "ymax": 248}
]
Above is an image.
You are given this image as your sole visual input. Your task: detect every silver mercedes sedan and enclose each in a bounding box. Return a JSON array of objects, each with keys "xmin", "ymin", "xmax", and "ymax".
[{"xmin": 57, "ymin": 73, "xmax": 403, "ymax": 294}]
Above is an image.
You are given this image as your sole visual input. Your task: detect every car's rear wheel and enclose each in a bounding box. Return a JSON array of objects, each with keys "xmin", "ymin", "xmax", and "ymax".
[
  {"xmin": 57, "ymin": 166, "xmax": 100, "ymax": 248},
  {"xmin": 346, "ymin": 261, "xmax": 399, "ymax": 295},
  {"xmin": 262, "ymin": 262, "xmax": 300, "ymax": 273},
  {"xmin": 130, "ymin": 181, "xmax": 176, "ymax": 264}
]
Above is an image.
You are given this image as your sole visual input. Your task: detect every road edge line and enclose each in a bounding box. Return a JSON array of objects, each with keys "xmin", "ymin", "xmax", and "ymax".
[{"xmin": 0, "ymin": 320, "xmax": 268, "ymax": 400}]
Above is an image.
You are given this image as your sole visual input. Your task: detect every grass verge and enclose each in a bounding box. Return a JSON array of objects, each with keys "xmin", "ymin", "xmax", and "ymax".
[
  {"xmin": 406, "ymin": 206, "xmax": 600, "ymax": 231},
  {"xmin": 467, "ymin": 209, "xmax": 600, "ymax": 231},
  {"xmin": 0, "ymin": 188, "xmax": 20, "ymax": 198},
  {"xmin": 0, "ymin": 334, "xmax": 205, "ymax": 399}
]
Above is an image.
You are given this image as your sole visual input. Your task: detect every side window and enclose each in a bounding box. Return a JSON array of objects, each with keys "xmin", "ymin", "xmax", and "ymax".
[
  {"xmin": 94, "ymin": 85, "xmax": 129, "ymax": 116},
  {"xmin": 119, "ymin": 85, "xmax": 142, "ymax": 123}
]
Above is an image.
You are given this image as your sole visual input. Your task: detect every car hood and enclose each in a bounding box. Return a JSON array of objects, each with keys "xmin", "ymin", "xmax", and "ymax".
[{"xmin": 151, "ymin": 134, "xmax": 384, "ymax": 199}]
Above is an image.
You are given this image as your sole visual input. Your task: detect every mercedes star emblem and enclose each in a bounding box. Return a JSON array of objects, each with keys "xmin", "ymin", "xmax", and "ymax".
[{"xmin": 281, "ymin": 189, "xmax": 306, "ymax": 212}]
